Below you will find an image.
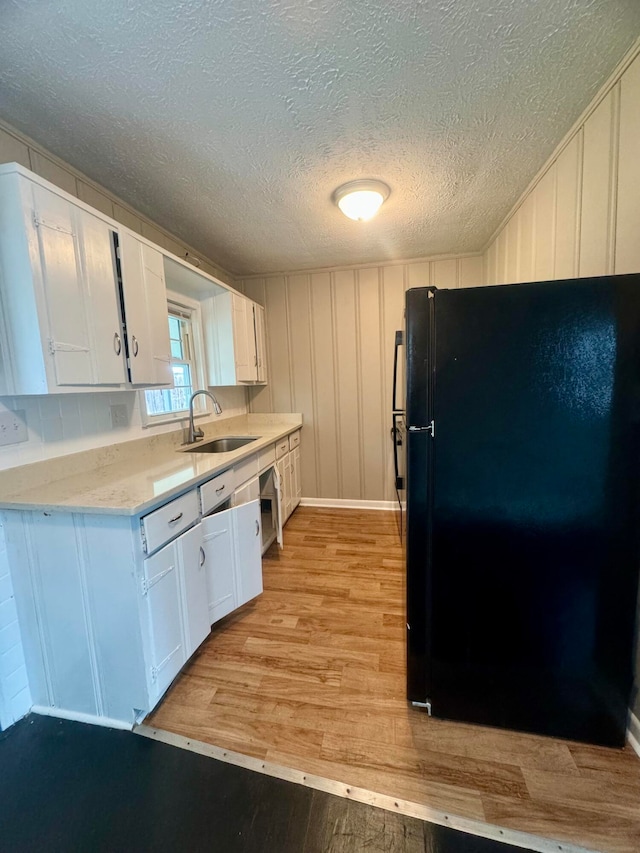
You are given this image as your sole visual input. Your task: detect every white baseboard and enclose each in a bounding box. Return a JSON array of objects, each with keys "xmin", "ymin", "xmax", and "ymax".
[
  {"xmin": 300, "ymin": 497, "xmax": 399, "ymax": 511},
  {"xmin": 627, "ymin": 710, "xmax": 640, "ymax": 757},
  {"xmin": 31, "ymin": 705, "xmax": 134, "ymax": 731}
]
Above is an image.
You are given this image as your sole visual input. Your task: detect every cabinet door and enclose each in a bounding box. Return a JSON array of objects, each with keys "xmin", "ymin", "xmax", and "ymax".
[
  {"xmin": 143, "ymin": 542, "xmax": 185, "ymax": 702},
  {"xmin": 254, "ymin": 304, "xmax": 268, "ymax": 383},
  {"xmin": 276, "ymin": 458, "xmax": 286, "ymax": 524},
  {"xmin": 202, "ymin": 507, "xmax": 237, "ymax": 624},
  {"xmin": 283, "ymin": 452, "xmax": 293, "ymax": 521},
  {"xmin": 32, "ymin": 184, "xmax": 124, "ymax": 387},
  {"xmin": 234, "ymin": 499, "xmax": 263, "ymax": 606},
  {"xmin": 232, "ymin": 294, "xmax": 255, "ymax": 382},
  {"xmin": 79, "ymin": 211, "xmax": 128, "ymax": 384},
  {"xmin": 142, "ymin": 244, "xmax": 174, "ymax": 386},
  {"xmin": 175, "ymin": 523, "xmax": 210, "ymax": 657},
  {"xmin": 119, "ymin": 232, "xmax": 172, "ymax": 385},
  {"xmin": 272, "ymin": 464, "xmax": 284, "ymax": 548},
  {"xmin": 292, "ymin": 447, "xmax": 302, "ymax": 510}
]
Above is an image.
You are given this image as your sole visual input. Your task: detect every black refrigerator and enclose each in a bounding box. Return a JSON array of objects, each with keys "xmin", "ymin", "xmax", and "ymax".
[{"xmin": 398, "ymin": 274, "xmax": 640, "ymax": 747}]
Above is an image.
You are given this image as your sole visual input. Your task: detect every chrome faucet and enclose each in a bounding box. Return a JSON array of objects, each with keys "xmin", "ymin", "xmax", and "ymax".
[{"xmin": 185, "ymin": 390, "xmax": 222, "ymax": 444}]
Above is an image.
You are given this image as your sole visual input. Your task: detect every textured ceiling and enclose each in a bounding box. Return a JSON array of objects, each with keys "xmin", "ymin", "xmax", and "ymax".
[{"xmin": 1, "ymin": 1, "xmax": 639, "ymax": 276}]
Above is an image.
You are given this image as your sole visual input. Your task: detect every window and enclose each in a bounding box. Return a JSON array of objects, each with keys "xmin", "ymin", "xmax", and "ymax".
[{"xmin": 141, "ymin": 294, "xmax": 207, "ymax": 426}]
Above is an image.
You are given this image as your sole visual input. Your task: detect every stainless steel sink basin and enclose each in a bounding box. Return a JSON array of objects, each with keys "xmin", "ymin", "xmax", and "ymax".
[{"xmin": 182, "ymin": 436, "xmax": 259, "ymax": 453}]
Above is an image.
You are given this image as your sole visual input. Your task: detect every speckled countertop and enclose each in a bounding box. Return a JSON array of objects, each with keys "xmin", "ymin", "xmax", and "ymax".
[{"xmin": 0, "ymin": 414, "xmax": 302, "ymax": 517}]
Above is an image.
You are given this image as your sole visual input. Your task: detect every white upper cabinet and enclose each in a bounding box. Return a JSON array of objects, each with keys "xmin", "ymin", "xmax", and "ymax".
[
  {"xmin": 254, "ymin": 304, "xmax": 268, "ymax": 383},
  {"xmin": 232, "ymin": 293, "xmax": 254, "ymax": 382},
  {"xmin": 0, "ymin": 168, "xmax": 128, "ymax": 393},
  {"xmin": 0, "ymin": 163, "xmax": 172, "ymax": 394},
  {"xmin": 204, "ymin": 289, "xmax": 268, "ymax": 386},
  {"xmin": 118, "ymin": 232, "xmax": 172, "ymax": 386}
]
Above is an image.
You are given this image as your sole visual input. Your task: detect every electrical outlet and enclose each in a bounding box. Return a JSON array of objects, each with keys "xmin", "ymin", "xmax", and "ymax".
[
  {"xmin": 110, "ymin": 404, "xmax": 129, "ymax": 429},
  {"xmin": 0, "ymin": 409, "xmax": 28, "ymax": 446}
]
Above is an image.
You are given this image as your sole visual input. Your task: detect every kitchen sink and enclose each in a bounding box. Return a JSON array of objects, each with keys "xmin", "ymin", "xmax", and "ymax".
[{"xmin": 182, "ymin": 436, "xmax": 259, "ymax": 453}]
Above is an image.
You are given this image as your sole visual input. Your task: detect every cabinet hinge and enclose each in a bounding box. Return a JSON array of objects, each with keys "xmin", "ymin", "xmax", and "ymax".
[
  {"xmin": 140, "ymin": 520, "xmax": 148, "ymax": 554},
  {"xmin": 150, "ymin": 645, "xmax": 180, "ymax": 686},
  {"xmin": 47, "ymin": 338, "xmax": 90, "ymax": 355},
  {"xmin": 33, "ymin": 212, "xmax": 74, "ymax": 235},
  {"xmin": 141, "ymin": 577, "xmax": 148, "ymax": 597}
]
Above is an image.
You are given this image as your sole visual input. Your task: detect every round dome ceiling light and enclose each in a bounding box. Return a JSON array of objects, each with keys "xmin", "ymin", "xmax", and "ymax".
[{"xmin": 332, "ymin": 179, "xmax": 390, "ymax": 221}]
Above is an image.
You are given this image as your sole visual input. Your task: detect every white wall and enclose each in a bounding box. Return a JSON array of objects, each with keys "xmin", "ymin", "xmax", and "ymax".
[
  {"xmin": 484, "ymin": 49, "xmax": 640, "ymax": 284},
  {"xmin": 240, "ymin": 255, "xmax": 483, "ymax": 504}
]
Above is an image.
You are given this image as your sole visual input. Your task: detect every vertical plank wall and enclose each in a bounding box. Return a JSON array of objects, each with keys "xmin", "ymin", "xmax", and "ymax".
[
  {"xmin": 240, "ymin": 256, "xmax": 483, "ymax": 504},
  {"xmin": 485, "ymin": 50, "xmax": 640, "ymax": 284}
]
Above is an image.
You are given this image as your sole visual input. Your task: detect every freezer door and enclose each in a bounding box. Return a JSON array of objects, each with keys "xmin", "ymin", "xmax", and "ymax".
[{"xmin": 428, "ymin": 275, "xmax": 640, "ymax": 746}]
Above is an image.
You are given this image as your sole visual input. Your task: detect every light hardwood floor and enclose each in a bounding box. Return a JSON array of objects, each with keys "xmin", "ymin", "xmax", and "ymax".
[{"xmin": 147, "ymin": 507, "xmax": 640, "ymax": 853}]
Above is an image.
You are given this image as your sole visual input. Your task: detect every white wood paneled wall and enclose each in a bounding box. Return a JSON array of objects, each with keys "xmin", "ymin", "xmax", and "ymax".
[
  {"xmin": 485, "ymin": 50, "xmax": 640, "ymax": 285},
  {"xmin": 240, "ymin": 256, "xmax": 483, "ymax": 502}
]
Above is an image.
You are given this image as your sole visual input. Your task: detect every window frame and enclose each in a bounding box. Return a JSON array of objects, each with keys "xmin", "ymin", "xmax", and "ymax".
[{"xmin": 140, "ymin": 291, "xmax": 210, "ymax": 428}]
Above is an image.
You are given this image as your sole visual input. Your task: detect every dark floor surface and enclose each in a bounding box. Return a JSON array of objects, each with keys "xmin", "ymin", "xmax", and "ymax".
[{"xmin": 0, "ymin": 715, "xmax": 539, "ymax": 852}]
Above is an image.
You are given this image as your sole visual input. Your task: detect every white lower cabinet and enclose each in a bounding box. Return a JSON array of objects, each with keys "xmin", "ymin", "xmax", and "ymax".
[
  {"xmin": 276, "ymin": 430, "xmax": 302, "ymax": 525},
  {"xmin": 1, "ymin": 435, "xmax": 301, "ymax": 729},
  {"xmin": 143, "ymin": 542, "xmax": 186, "ymax": 703},
  {"xmin": 234, "ymin": 499, "xmax": 263, "ymax": 606},
  {"xmin": 202, "ymin": 498, "xmax": 263, "ymax": 624},
  {"xmin": 202, "ymin": 509, "xmax": 237, "ymax": 624},
  {"xmin": 2, "ymin": 490, "xmax": 264, "ymax": 728},
  {"xmin": 175, "ymin": 523, "xmax": 210, "ymax": 657}
]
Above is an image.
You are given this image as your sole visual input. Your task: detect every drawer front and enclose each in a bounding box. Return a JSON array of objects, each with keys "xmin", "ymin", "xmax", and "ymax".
[
  {"xmin": 258, "ymin": 444, "xmax": 276, "ymax": 471},
  {"xmin": 275, "ymin": 437, "xmax": 289, "ymax": 460},
  {"xmin": 234, "ymin": 453, "xmax": 259, "ymax": 488},
  {"xmin": 200, "ymin": 468, "xmax": 235, "ymax": 515},
  {"xmin": 288, "ymin": 430, "xmax": 301, "ymax": 451},
  {"xmin": 142, "ymin": 489, "xmax": 199, "ymax": 555}
]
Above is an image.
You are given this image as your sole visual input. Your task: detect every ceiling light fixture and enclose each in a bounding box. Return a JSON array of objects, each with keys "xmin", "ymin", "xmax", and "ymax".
[{"xmin": 332, "ymin": 179, "xmax": 390, "ymax": 222}]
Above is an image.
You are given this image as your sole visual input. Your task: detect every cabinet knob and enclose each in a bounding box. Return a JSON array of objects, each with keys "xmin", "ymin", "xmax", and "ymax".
[
  {"xmin": 215, "ymin": 485, "xmax": 226, "ymax": 494},
  {"xmin": 255, "ymin": 520, "xmax": 260, "ymax": 537},
  {"xmin": 131, "ymin": 335, "xmax": 139, "ymax": 357},
  {"xmin": 113, "ymin": 332, "xmax": 122, "ymax": 355},
  {"xmin": 199, "ymin": 546, "xmax": 206, "ymax": 566},
  {"xmin": 168, "ymin": 512, "xmax": 183, "ymax": 524}
]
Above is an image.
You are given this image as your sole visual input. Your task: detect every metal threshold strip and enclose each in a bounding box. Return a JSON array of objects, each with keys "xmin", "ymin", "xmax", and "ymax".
[{"xmin": 134, "ymin": 724, "xmax": 595, "ymax": 853}]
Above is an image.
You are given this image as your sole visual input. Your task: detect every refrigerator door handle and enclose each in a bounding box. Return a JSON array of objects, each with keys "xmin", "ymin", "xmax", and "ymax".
[
  {"xmin": 392, "ymin": 413, "xmax": 404, "ymax": 490},
  {"xmin": 409, "ymin": 421, "xmax": 435, "ymax": 437},
  {"xmin": 392, "ymin": 330, "xmax": 404, "ymax": 414}
]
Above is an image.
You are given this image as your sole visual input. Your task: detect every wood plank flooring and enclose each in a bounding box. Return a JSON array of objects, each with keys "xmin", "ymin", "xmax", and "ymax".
[{"xmin": 147, "ymin": 507, "xmax": 640, "ymax": 853}]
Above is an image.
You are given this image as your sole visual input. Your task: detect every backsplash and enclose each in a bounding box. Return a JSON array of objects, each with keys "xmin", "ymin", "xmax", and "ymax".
[{"xmin": 0, "ymin": 387, "xmax": 247, "ymax": 472}]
